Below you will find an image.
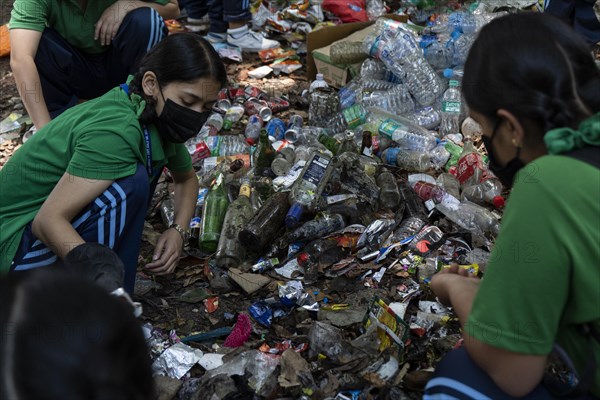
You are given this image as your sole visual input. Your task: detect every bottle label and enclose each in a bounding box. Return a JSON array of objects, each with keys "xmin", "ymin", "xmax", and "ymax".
[
  {"xmin": 379, "ymin": 118, "xmax": 401, "ymax": 139},
  {"xmin": 342, "ymin": 105, "xmax": 366, "ymax": 129},
  {"xmin": 456, "ymin": 151, "xmax": 484, "ymax": 184},
  {"xmin": 302, "ymin": 155, "xmax": 330, "ymax": 186},
  {"xmin": 442, "ymin": 101, "xmax": 461, "ymax": 114},
  {"xmin": 239, "ymin": 184, "xmax": 251, "ymax": 198}
]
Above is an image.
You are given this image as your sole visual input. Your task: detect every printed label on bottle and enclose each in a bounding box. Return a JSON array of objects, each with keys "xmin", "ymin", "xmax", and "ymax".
[
  {"xmin": 442, "ymin": 101, "xmax": 461, "ymax": 113},
  {"xmin": 302, "ymin": 155, "xmax": 330, "ymax": 186},
  {"xmin": 379, "ymin": 119, "xmax": 401, "ymax": 139},
  {"xmin": 456, "ymin": 152, "xmax": 484, "ymax": 184},
  {"xmin": 239, "ymin": 184, "xmax": 251, "ymax": 198},
  {"xmin": 342, "ymin": 105, "xmax": 366, "ymax": 129}
]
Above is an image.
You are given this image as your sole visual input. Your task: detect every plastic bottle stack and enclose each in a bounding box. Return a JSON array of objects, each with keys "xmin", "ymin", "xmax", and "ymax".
[{"xmin": 329, "ymin": 41, "xmax": 368, "ymax": 65}]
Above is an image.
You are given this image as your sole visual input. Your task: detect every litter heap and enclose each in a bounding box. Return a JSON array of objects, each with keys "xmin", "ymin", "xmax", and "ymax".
[{"xmin": 143, "ymin": 8, "xmax": 515, "ymax": 400}]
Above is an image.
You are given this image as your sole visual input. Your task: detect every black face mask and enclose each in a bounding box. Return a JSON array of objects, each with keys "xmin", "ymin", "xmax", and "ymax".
[
  {"xmin": 154, "ymin": 90, "xmax": 210, "ymax": 143},
  {"xmin": 482, "ymin": 119, "xmax": 525, "ymax": 188}
]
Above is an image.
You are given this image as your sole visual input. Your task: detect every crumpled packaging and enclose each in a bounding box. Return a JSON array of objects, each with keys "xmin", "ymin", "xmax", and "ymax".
[{"xmin": 152, "ymin": 342, "xmax": 204, "ymax": 379}]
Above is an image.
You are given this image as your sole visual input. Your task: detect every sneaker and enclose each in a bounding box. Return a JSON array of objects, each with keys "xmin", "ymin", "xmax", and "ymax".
[
  {"xmin": 202, "ymin": 32, "xmax": 227, "ymax": 45},
  {"xmin": 227, "ymin": 26, "xmax": 280, "ymax": 52}
]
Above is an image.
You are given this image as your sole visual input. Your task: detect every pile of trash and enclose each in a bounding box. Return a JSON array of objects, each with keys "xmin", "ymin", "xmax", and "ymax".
[{"xmin": 142, "ymin": 9, "xmax": 511, "ymax": 400}]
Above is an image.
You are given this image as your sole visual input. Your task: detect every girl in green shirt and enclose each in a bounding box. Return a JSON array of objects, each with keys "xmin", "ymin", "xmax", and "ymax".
[
  {"xmin": 425, "ymin": 12, "xmax": 600, "ymax": 399},
  {"xmin": 0, "ymin": 33, "xmax": 227, "ymax": 293}
]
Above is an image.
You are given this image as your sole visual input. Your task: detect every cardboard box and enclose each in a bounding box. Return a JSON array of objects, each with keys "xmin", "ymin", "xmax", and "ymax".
[{"xmin": 306, "ymin": 14, "xmax": 408, "ymax": 88}]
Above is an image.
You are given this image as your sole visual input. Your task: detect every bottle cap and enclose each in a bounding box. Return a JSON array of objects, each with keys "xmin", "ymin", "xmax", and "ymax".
[
  {"xmin": 316, "ymin": 73, "xmax": 324, "ymax": 80},
  {"xmin": 492, "ymin": 195, "xmax": 505, "ymax": 209},
  {"xmin": 449, "ymin": 80, "xmax": 459, "ymax": 87},
  {"xmin": 285, "ymin": 203, "xmax": 305, "ymax": 228},
  {"xmin": 443, "ymin": 68, "xmax": 454, "ymax": 79},
  {"xmin": 384, "ymin": 147, "xmax": 400, "ymax": 165}
]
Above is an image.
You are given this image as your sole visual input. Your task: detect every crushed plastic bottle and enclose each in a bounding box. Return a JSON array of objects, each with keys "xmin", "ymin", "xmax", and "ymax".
[
  {"xmin": 329, "ymin": 41, "xmax": 367, "ymax": 65},
  {"xmin": 461, "ymin": 171, "xmax": 505, "ymax": 208}
]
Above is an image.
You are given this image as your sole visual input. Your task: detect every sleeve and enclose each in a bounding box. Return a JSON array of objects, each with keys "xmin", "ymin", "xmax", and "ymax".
[
  {"xmin": 466, "ymin": 164, "xmax": 570, "ymax": 356},
  {"xmin": 9, "ymin": 0, "xmax": 49, "ymax": 32},
  {"xmin": 165, "ymin": 143, "xmax": 193, "ymax": 173},
  {"xmin": 67, "ymin": 131, "xmax": 139, "ymax": 181},
  {"xmin": 144, "ymin": 0, "xmax": 169, "ymax": 6}
]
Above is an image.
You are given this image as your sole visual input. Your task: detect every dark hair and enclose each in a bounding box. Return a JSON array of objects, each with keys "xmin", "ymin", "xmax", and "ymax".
[
  {"xmin": 463, "ymin": 12, "xmax": 600, "ymax": 142},
  {"xmin": 0, "ymin": 270, "xmax": 154, "ymax": 400},
  {"xmin": 130, "ymin": 33, "xmax": 228, "ymax": 124}
]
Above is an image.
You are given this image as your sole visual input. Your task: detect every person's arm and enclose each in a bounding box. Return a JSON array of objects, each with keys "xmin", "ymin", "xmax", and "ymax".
[
  {"xmin": 9, "ymin": 29, "xmax": 52, "ymax": 129},
  {"xmin": 145, "ymin": 168, "xmax": 198, "ymax": 275},
  {"xmin": 431, "ymin": 270, "xmax": 548, "ymax": 397},
  {"xmin": 95, "ymin": 0, "xmax": 179, "ymax": 46},
  {"xmin": 32, "ymin": 173, "xmax": 113, "ymax": 259}
]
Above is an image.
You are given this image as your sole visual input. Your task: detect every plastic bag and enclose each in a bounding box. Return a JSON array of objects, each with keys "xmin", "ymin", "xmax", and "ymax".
[{"xmin": 322, "ymin": 0, "xmax": 368, "ymax": 23}]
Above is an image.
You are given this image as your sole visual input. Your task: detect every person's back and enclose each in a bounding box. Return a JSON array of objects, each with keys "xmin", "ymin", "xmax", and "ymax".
[{"xmin": 0, "ymin": 269, "xmax": 154, "ymax": 399}]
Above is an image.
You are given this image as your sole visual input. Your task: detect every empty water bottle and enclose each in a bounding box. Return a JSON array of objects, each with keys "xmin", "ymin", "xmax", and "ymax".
[
  {"xmin": 244, "ymin": 115, "xmax": 263, "ymax": 146},
  {"xmin": 360, "ymin": 58, "xmax": 402, "ymax": 83},
  {"xmin": 309, "ymin": 87, "xmax": 339, "ymax": 127},
  {"xmin": 377, "ymin": 117, "xmax": 438, "ymax": 152},
  {"xmin": 330, "ymin": 41, "xmax": 368, "ymax": 65},
  {"xmin": 366, "ymin": 0, "xmax": 385, "ymax": 20},
  {"xmin": 436, "ymin": 172, "xmax": 461, "ymax": 199},
  {"xmin": 222, "ymin": 103, "xmax": 245, "ymax": 130},
  {"xmin": 382, "ymin": 147, "xmax": 433, "ymax": 172},
  {"xmin": 439, "ymin": 80, "xmax": 462, "ymax": 137},
  {"xmin": 360, "ymin": 85, "xmax": 415, "ymax": 115},
  {"xmin": 309, "ymin": 73, "xmax": 330, "ymax": 93},
  {"xmin": 327, "ymin": 104, "xmax": 367, "ymax": 134},
  {"xmin": 205, "ymin": 135, "xmax": 249, "ymax": 157},
  {"xmin": 406, "ymin": 106, "xmax": 441, "ymax": 130},
  {"xmin": 451, "ymin": 32, "xmax": 476, "ymax": 66},
  {"xmin": 461, "ymin": 172, "xmax": 505, "ymax": 208},
  {"xmin": 364, "ymin": 19, "xmax": 444, "ymax": 106},
  {"xmin": 360, "ymin": 78, "xmax": 399, "ymax": 91},
  {"xmin": 436, "ymin": 199, "xmax": 500, "ymax": 237},
  {"xmin": 206, "ymin": 113, "xmax": 224, "ymax": 131},
  {"xmin": 338, "ymin": 78, "xmax": 362, "ymax": 110}
]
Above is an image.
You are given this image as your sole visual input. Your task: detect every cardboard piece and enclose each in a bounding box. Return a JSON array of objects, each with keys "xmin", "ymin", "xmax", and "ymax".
[
  {"xmin": 306, "ymin": 14, "xmax": 409, "ymax": 87},
  {"xmin": 228, "ymin": 267, "xmax": 272, "ymax": 294}
]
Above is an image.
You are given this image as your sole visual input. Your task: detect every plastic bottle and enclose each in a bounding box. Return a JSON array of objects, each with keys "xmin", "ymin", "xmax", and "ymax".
[
  {"xmin": 456, "ymin": 138, "xmax": 485, "ymax": 187},
  {"xmin": 199, "ymin": 174, "xmax": 230, "ymax": 253},
  {"xmin": 360, "ymin": 86, "xmax": 415, "ymax": 115},
  {"xmin": 309, "ymin": 87, "xmax": 339, "ymax": 127},
  {"xmin": 400, "ymin": 181, "xmax": 428, "ymax": 219},
  {"xmin": 253, "ymin": 129, "xmax": 276, "ymax": 177},
  {"xmin": 204, "ymin": 135, "xmax": 249, "ymax": 157},
  {"xmin": 326, "ymin": 104, "xmax": 367, "ymax": 134},
  {"xmin": 413, "ymin": 181, "xmax": 451, "ymax": 203},
  {"xmin": 360, "ymin": 58, "xmax": 402, "ymax": 83},
  {"xmin": 359, "ymin": 78, "xmax": 399, "ymax": 91},
  {"xmin": 461, "ymin": 172, "xmax": 505, "ymax": 208},
  {"xmin": 364, "ymin": 20, "xmax": 444, "ymax": 106},
  {"xmin": 286, "ymin": 152, "xmax": 335, "ymax": 227},
  {"xmin": 337, "ymin": 130, "xmax": 359, "ymax": 154},
  {"xmin": 330, "ymin": 41, "xmax": 367, "ymax": 65},
  {"xmin": 405, "ymin": 106, "xmax": 441, "ymax": 130},
  {"xmin": 451, "ymin": 32, "xmax": 476, "ymax": 67},
  {"xmin": 338, "ymin": 78, "xmax": 362, "ymax": 110},
  {"xmin": 309, "ymin": 73, "xmax": 330, "ymax": 93},
  {"xmin": 439, "ymin": 80, "xmax": 462, "ymax": 137},
  {"xmin": 377, "ymin": 117, "xmax": 438, "ymax": 152},
  {"xmin": 206, "ymin": 113, "xmax": 224, "ymax": 132},
  {"xmin": 222, "ymin": 103, "xmax": 245, "ymax": 131},
  {"xmin": 436, "ymin": 199, "xmax": 500, "ymax": 237},
  {"xmin": 215, "ymin": 179, "xmax": 254, "ymax": 268},
  {"xmin": 443, "ymin": 67, "xmax": 464, "ymax": 81},
  {"xmin": 244, "ymin": 114, "xmax": 263, "ymax": 145},
  {"xmin": 366, "ymin": 0, "xmax": 385, "ymax": 20},
  {"xmin": 239, "ymin": 191, "xmax": 290, "ymax": 252},
  {"xmin": 429, "ymin": 141, "xmax": 451, "ymax": 170},
  {"xmin": 376, "ymin": 170, "xmax": 401, "ymax": 210},
  {"xmin": 432, "ymin": 172, "xmax": 456, "ymax": 195},
  {"xmin": 382, "ymin": 147, "xmax": 433, "ymax": 172},
  {"xmin": 423, "ymin": 39, "xmax": 451, "ymax": 70},
  {"xmin": 198, "ymin": 157, "xmax": 245, "ymax": 188}
]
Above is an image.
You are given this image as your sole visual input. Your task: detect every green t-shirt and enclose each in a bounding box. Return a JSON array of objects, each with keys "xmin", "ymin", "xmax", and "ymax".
[
  {"xmin": 0, "ymin": 85, "xmax": 192, "ymax": 272},
  {"xmin": 9, "ymin": 0, "xmax": 168, "ymax": 54},
  {"xmin": 467, "ymin": 155, "xmax": 600, "ymax": 396}
]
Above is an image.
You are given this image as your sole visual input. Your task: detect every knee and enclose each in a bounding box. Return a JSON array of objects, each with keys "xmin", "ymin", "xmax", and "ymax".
[{"xmin": 120, "ymin": 8, "xmax": 167, "ymax": 43}]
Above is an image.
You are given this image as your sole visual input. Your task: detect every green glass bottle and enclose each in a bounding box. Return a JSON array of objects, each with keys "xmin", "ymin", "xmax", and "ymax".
[
  {"xmin": 199, "ymin": 174, "xmax": 230, "ymax": 253},
  {"xmin": 215, "ymin": 178, "xmax": 254, "ymax": 269},
  {"xmin": 318, "ymin": 133, "xmax": 341, "ymax": 154},
  {"xmin": 253, "ymin": 128, "xmax": 276, "ymax": 176}
]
